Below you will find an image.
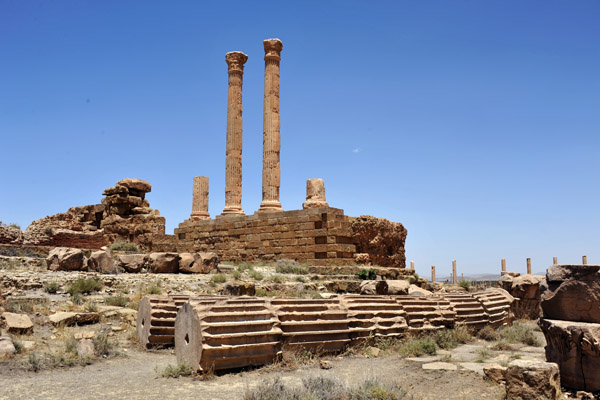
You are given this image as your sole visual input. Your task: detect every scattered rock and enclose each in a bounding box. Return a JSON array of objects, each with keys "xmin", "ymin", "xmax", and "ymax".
[
  {"xmin": 408, "ymin": 284, "xmax": 432, "ymax": 296},
  {"xmin": 319, "ymin": 360, "xmax": 332, "ymax": 369},
  {"xmin": 505, "ymin": 360, "xmax": 561, "ymax": 400},
  {"xmin": 49, "ymin": 311, "xmax": 100, "ymax": 327},
  {"xmin": 386, "ymin": 280, "xmax": 410, "ymax": 295},
  {"xmin": 88, "ymin": 250, "xmax": 117, "ymax": 274},
  {"xmin": 422, "ymin": 362, "xmax": 458, "ymax": 371},
  {"xmin": 76, "ymin": 338, "xmax": 95, "ymax": 359},
  {"xmin": 46, "ymin": 247, "xmax": 85, "ymax": 271},
  {"xmin": 1, "ymin": 312, "xmax": 33, "ymax": 334},
  {"xmin": 179, "ymin": 252, "xmax": 219, "ymax": 274},
  {"xmin": 359, "ymin": 280, "xmax": 387, "ymax": 295},
  {"xmin": 484, "ymin": 364, "xmax": 507, "ymax": 384},
  {"xmin": 365, "ymin": 346, "xmax": 380, "ymax": 357},
  {"xmin": 116, "ymin": 254, "xmax": 147, "ymax": 273},
  {"xmin": 0, "ymin": 336, "xmax": 16, "ymax": 357},
  {"xmin": 74, "ymin": 331, "xmax": 95, "ymax": 340},
  {"xmin": 222, "ymin": 282, "xmax": 255, "ymax": 296},
  {"xmin": 147, "ymin": 253, "xmax": 179, "ymax": 273}
]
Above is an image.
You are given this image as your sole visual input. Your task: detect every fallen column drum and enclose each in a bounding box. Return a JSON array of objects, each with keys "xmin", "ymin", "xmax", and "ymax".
[
  {"xmin": 175, "ymin": 298, "xmax": 282, "ymax": 372},
  {"xmin": 270, "ymin": 298, "xmax": 351, "ymax": 352}
]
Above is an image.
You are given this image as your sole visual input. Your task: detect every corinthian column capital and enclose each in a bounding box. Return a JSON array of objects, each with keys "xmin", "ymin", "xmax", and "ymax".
[
  {"xmin": 263, "ymin": 38, "xmax": 283, "ymax": 62},
  {"xmin": 226, "ymin": 51, "xmax": 248, "ymax": 74}
]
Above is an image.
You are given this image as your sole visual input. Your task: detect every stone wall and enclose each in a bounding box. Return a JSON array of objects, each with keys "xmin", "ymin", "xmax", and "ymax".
[
  {"xmin": 175, "ymin": 207, "xmax": 356, "ymax": 265},
  {"xmin": 351, "ymin": 215, "xmax": 407, "ymax": 268}
]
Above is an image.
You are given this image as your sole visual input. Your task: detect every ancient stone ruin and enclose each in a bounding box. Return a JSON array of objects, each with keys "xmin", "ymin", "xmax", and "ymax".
[
  {"xmin": 137, "ymin": 288, "xmax": 513, "ymax": 372},
  {"xmin": 538, "ymin": 264, "xmax": 600, "ymax": 392},
  {"xmin": 20, "ymin": 178, "xmax": 165, "ymax": 251}
]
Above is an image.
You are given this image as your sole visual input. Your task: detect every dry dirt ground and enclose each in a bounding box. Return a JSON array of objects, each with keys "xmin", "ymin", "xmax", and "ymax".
[{"xmin": 0, "ymin": 344, "xmax": 515, "ymax": 400}]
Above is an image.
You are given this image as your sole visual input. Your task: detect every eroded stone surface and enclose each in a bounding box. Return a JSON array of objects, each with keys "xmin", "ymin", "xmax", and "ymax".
[
  {"xmin": 505, "ymin": 360, "xmax": 561, "ymax": 400},
  {"xmin": 539, "ymin": 318, "xmax": 600, "ymax": 391},
  {"xmin": 147, "ymin": 253, "xmax": 179, "ymax": 274},
  {"xmin": 88, "ymin": 250, "xmax": 117, "ymax": 274},
  {"xmin": 116, "ymin": 254, "xmax": 147, "ymax": 273},
  {"xmin": 46, "ymin": 247, "xmax": 85, "ymax": 271},
  {"xmin": 178, "ymin": 252, "xmax": 219, "ymax": 274},
  {"xmin": 302, "ymin": 178, "xmax": 329, "ymax": 209},
  {"xmin": 351, "ymin": 215, "xmax": 407, "ymax": 268},
  {"xmin": 1, "ymin": 312, "xmax": 33, "ymax": 334}
]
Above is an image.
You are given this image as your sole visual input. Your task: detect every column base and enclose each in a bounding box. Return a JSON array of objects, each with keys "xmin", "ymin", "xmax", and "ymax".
[
  {"xmin": 220, "ymin": 206, "xmax": 245, "ymax": 217},
  {"xmin": 190, "ymin": 212, "xmax": 210, "ymax": 221},
  {"xmin": 302, "ymin": 200, "xmax": 329, "ymax": 209},
  {"xmin": 256, "ymin": 200, "xmax": 283, "ymax": 213}
]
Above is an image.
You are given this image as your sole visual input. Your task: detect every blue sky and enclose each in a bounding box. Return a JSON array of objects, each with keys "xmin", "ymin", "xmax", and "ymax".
[{"xmin": 1, "ymin": 1, "xmax": 598, "ymax": 277}]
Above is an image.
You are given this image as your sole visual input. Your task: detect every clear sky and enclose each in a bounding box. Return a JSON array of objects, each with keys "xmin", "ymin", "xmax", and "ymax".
[{"xmin": 1, "ymin": 1, "xmax": 598, "ymax": 277}]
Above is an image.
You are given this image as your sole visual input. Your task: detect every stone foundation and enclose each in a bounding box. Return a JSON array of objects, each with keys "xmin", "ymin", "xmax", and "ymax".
[{"xmin": 175, "ymin": 207, "xmax": 356, "ymax": 265}]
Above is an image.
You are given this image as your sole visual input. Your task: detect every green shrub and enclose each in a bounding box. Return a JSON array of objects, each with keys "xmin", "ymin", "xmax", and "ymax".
[
  {"xmin": 274, "ymin": 259, "xmax": 308, "ymax": 275},
  {"xmin": 109, "ymin": 241, "xmax": 139, "ymax": 252},
  {"xmin": 144, "ymin": 283, "xmax": 162, "ymax": 295},
  {"xmin": 28, "ymin": 353, "xmax": 41, "ymax": 372},
  {"xmin": 357, "ymin": 268, "xmax": 377, "ymax": 280},
  {"xmin": 399, "ymin": 337, "xmax": 437, "ymax": 357},
  {"xmin": 236, "ymin": 262, "xmax": 254, "ymax": 272},
  {"xmin": 211, "ymin": 274, "xmax": 227, "ymax": 283},
  {"xmin": 232, "ymin": 270, "xmax": 241, "ymax": 280},
  {"xmin": 477, "ymin": 325, "xmax": 500, "ymax": 341},
  {"xmin": 5, "ymin": 299, "xmax": 34, "ymax": 314},
  {"xmin": 433, "ymin": 326, "xmax": 472, "ymax": 350},
  {"xmin": 499, "ymin": 321, "xmax": 543, "ymax": 347},
  {"xmin": 270, "ymin": 274, "xmax": 283, "ymax": 283},
  {"xmin": 13, "ymin": 339, "xmax": 23, "ymax": 354},
  {"xmin": 458, "ymin": 279, "xmax": 471, "ymax": 291},
  {"xmin": 249, "ymin": 270, "xmax": 264, "ymax": 281},
  {"xmin": 43, "ymin": 281, "xmax": 60, "ymax": 294},
  {"xmin": 104, "ymin": 294, "xmax": 130, "ymax": 307},
  {"xmin": 93, "ymin": 333, "xmax": 115, "ymax": 357},
  {"xmin": 161, "ymin": 362, "xmax": 193, "ymax": 378},
  {"xmin": 85, "ymin": 302, "xmax": 98, "ymax": 312},
  {"xmin": 67, "ymin": 278, "xmax": 103, "ymax": 295}
]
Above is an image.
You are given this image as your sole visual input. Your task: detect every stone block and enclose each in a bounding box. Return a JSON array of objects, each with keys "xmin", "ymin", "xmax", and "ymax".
[
  {"xmin": 1, "ymin": 312, "xmax": 33, "ymax": 334},
  {"xmin": 46, "ymin": 247, "xmax": 85, "ymax": 271},
  {"xmin": 147, "ymin": 252, "xmax": 180, "ymax": 273},
  {"xmin": 88, "ymin": 250, "xmax": 117, "ymax": 274},
  {"xmin": 505, "ymin": 360, "xmax": 561, "ymax": 400}
]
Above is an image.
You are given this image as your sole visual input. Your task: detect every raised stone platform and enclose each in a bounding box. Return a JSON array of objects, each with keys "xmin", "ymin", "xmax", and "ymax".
[{"xmin": 175, "ymin": 207, "xmax": 356, "ymax": 266}]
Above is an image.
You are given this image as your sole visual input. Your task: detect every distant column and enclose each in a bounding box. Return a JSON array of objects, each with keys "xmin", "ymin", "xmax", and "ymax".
[
  {"xmin": 221, "ymin": 51, "xmax": 248, "ymax": 216},
  {"xmin": 553, "ymin": 257, "xmax": 558, "ymax": 265},
  {"xmin": 258, "ymin": 38, "xmax": 283, "ymax": 213},
  {"xmin": 190, "ymin": 176, "xmax": 210, "ymax": 221},
  {"xmin": 410, "ymin": 261, "xmax": 415, "ymax": 270},
  {"xmin": 527, "ymin": 258, "xmax": 532, "ymax": 274},
  {"xmin": 431, "ymin": 265, "xmax": 436, "ymax": 283},
  {"xmin": 452, "ymin": 260, "xmax": 457, "ymax": 284},
  {"xmin": 501, "ymin": 258, "xmax": 506, "ymax": 274},
  {"xmin": 302, "ymin": 178, "xmax": 329, "ymax": 209},
  {"xmin": 583, "ymin": 255, "xmax": 588, "ymax": 265}
]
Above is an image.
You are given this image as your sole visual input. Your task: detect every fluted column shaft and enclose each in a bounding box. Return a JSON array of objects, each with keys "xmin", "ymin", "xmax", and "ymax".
[
  {"xmin": 222, "ymin": 51, "xmax": 248, "ymax": 216},
  {"xmin": 258, "ymin": 38, "xmax": 283, "ymax": 212},
  {"xmin": 190, "ymin": 176, "xmax": 210, "ymax": 221}
]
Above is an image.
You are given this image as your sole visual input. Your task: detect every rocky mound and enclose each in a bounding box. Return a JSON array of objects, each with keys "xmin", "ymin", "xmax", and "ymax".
[{"xmin": 350, "ymin": 215, "xmax": 407, "ymax": 268}]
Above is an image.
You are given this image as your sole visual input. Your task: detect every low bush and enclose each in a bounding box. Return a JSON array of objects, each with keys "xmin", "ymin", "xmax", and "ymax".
[
  {"xmin": 274, "ymin": 259, "xmax": 308, "ymax": 275},
  {"xmin": 43, "ymin": 281, "xmax": 60, "ymax": 294},
  {"xmin": 458, "ymin": 279, "xmax": 471, "ymax": 291},
  {"xmin": 93, "ymin": 332, "xmax": 116, "ymax": 357},
  {"xmin": 109, "ymin": 241, "xmax": 139, "ymax": 252},
  {"xmin": 399, "ymin": 336, "xmax": 437, "ymax": 357},
  {"xmin": 104, "ymin": 294, "xmax": 130, "ymax": 307},
  {"xmin": 161, "ymin": 362, "xmax": 193, "ymax": 378},
  {"xmin": 499, "ymin": 321, "xmax": 543, "ymax": 347},
  {"xmin": 249, "ymin": 270, "xmax": 264, "ymax": 281},
  {"xmin": 477, "ymin": 325, "xmax": 500, "ymax": 341},
  {"xmin": 433, "ymin": 325, "xmax": 472, "ymax": 350},
  {"xmin": 211, "ymin": 274, "xmax": 227, "ymax": 284},
  {"xmin": 357, "ymin": 268, "xmax": 377, "ymax": 280},
  {"xmin": 67, "ymin": 278, "xmax": 103, "ymax": 296}
]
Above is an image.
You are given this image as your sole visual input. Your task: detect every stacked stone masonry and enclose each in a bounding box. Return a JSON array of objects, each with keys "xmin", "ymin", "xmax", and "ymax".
[{"xmin": 176, "ymin": 207, "xmax": 356, "ymax": 265}]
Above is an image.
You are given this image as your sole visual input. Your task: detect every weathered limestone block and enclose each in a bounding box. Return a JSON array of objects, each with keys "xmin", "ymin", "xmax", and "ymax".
[
  {"xmin": 179, "ymin": 252, "xmax": 219, "ymax": 274},
  {"xmin": 483, "ymin": 364, "xmax": 507, "ymax": 384},
  {"xmin": 222, "ymin": 281, "xmax": 255, "ymax": 296},
  {"xmin": 500, "ymin": 273, "xmax": 545, "ymax": 319},
  {"xmin": 147, "ymin": 253, "xmax": 180, "ymax": 274},
  {"xmin": 0, "ymin": 224, "xmax": 23, "ymax": 244},
  {"xmin": 505, "ymin": 360, "xmax": 561, "ymax": 400},
  {"xmin": 1, "ymin": 312, "xmax": 33, "ymax": 334},
  {"xmin": 541, "ymin": 264, "xmax": 600, "ymax": 323},
  {"xmin": 386, "ymin": 280, "xmax": 410, "ymax": 295},
  {"xmin": 539, "ymin": 318, "xmax": 600, "ymax": 392},
  {"xmin": 88, "ymin": 250, "xmax": 117, "ymax": 274},
  {"xmin": 0, "ymin": 336, "xmax": 16, "ymax": 357},
  {"xmin": 351, "ymin": 216, "xmax": 407, "ymax": 268},
  {"xmin": 116, "ymin": 254, "xmax": 147, "ymax": 273},
  {"xmin": 115, "ymin": 178, "xmax": 152, "ymax": 194},
  {"xmin": 302, "ymin": 179, "xmax": 329, "ymax": 209},
  {"xmin": 49, "ymin": 311, "xmax": 100, "ymax": 327},
  {"xmin": 76, "ymin": 338, "xmax": 95, "ymax": 359},
  {"xmin": 359, "ymin": 280, "xmax": 387, "ymax": 295},
  {"xmin": 46, "ymin": 247, "xmax": 85, "ymax": 271}
]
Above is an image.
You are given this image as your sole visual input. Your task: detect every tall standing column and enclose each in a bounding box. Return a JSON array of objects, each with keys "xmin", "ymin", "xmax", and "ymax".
[
  {"xmin": 221, "ymin": 51, "xmax": 248, "ymax": 216},
  {"xmin": 258, "ymin": 38, "xmax": 283, "ymax": 212},
  {"xmin": 190, "ymin": 176, "xmax": 210, "ymax": 221},
  {"xmin": 452, "ymin": 260, "xmax": 457, "ymax": 284},
  {"xmin": 431, "ymin": 265, "xmax": 436, "ymax": 283}
]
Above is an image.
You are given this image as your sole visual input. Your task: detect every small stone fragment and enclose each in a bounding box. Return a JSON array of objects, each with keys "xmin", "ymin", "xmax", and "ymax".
[{"xmin": 76, "ymin": 338, "xmax": 95, "ymax": 359}]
